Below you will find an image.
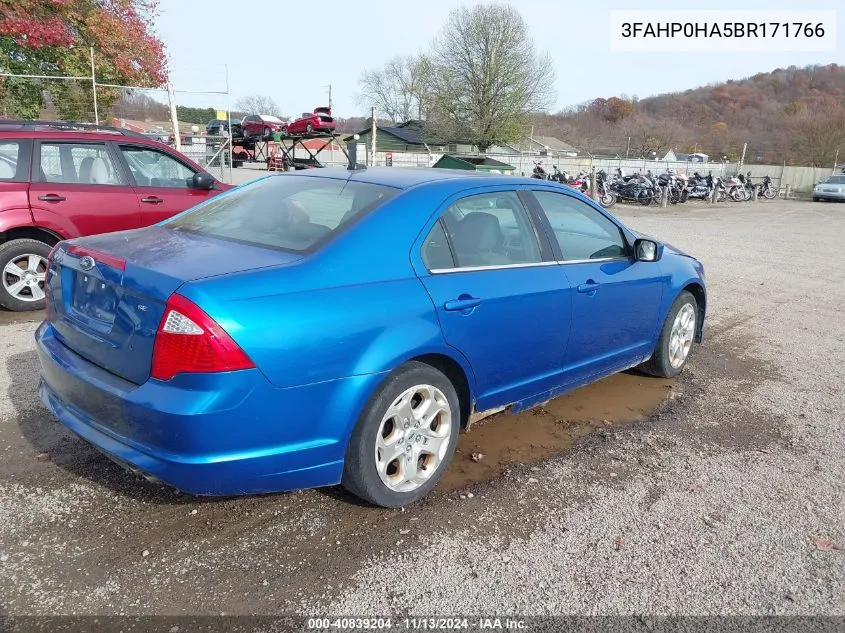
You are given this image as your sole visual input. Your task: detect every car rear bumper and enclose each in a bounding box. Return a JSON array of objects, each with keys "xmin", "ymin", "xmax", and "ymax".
[{"xmin": 36, "ymin": 321, "xmax": 385, "ymax": 496}]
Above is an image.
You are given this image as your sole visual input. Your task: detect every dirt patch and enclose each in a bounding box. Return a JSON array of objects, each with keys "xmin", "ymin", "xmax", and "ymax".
[
  {"xmin": 0, "ymin": 308, "xmax": 43, "ymax": 326},
  {"xmin": 442, "ymin": 371, "xmax": 674, "ymax": 491}
]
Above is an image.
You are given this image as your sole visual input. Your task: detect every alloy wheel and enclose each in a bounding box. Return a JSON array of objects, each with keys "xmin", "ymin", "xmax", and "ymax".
[
  {"xmin": 374, "ymin": 384, "xmax": 452, "ymax": 492},
  {"xmin": 669, "ymin": 303, "xmax": 696, "ymax": 368},
  {"xmin": 2, "ymin": 254, "xmax": 47, "ymax": 302}
]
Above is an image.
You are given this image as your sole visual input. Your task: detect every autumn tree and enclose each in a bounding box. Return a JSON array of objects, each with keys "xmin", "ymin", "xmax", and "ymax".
[
  {"xmin": 790, "ymin": 98, "xmax": 845, "ymax": 167},
  {"xmin": 427, "ymin": 3, "xmax": 555, "ymax": 150},
  {"xmin": 0, "ymin": 0, "xmax": 166, "ymax": 120},
  {"xmin": 358, "ymin": 54, "xmax": 433, "ymax": 123}
]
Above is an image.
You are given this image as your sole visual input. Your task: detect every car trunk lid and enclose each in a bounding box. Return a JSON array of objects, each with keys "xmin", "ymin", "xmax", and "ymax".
[{"xmin": 47, "ymin": 226, "xmax": 302, "ymax": 384}]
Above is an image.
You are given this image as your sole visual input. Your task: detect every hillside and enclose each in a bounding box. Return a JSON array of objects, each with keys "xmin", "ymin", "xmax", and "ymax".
[{"xmin": 534, "ymin": 64, "xmax": 845, "ymax": 166}]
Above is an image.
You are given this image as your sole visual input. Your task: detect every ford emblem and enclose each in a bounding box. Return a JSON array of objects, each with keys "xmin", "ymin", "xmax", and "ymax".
[{"xmin": 79, "ymin": 256, "xmax": 95, "ymax": 271}]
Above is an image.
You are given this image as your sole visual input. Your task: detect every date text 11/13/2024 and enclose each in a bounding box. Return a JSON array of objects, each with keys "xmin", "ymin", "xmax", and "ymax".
[{"xmin": 307, "ymin": 617, "xmax": 527, "ymax": 630}]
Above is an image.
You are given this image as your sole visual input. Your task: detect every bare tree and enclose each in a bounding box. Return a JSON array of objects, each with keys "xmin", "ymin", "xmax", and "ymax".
[
  {"xmin": 622, "ymin": 115, "xmax": 687, "ymax": 159},
  {"xmin": 428, "ymin": 3, "xmax": 555, "ymax": 151},
  {"xmin": 358, "ymin": 54, "xmax": 433, "ymax": 123},
  {"xmin": 791, "ymin": 100, "xmax": 845, "ymax": 167},
  {"xmin": 235, "ymin": 95, "xmax": 280, "ymax": 117}
]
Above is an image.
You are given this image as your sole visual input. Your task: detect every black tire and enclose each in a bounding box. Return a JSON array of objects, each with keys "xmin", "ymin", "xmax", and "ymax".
[
  {"xmin": 0, "ymin": 238, "xmax": 52, "ymax": 312},
  {"xmin": 342, "ymin": 361, "xmax": 461, "ymax": 507},
  {"xmin": 600, "ymin": 192, "xmax": 617, "ymax": 208},
  {"xmin": 638, "ymin": 191, "xmax": 653, "ymax": 206},
  {"xmin": 640, "ymin": 290, "xmax": 698, "ymax": 378},
  {"xmin": 813, "ymin": 197, "xmax": 820, "ymax": 202}
]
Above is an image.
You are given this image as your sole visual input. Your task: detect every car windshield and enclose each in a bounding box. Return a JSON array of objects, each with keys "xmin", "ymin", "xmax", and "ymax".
[
  {"xmin": 165, "ymin": 175, "xmax": 398, "ymax": 252},
  {"xmin": 825, "ymin": 175, "xmax": 845, "ymax": 184}
]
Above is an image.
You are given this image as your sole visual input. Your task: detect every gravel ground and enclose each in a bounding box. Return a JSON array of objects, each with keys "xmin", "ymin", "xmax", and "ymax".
[{"xmin": 0, "ymin": 199, "xmax": 843, "ymax": 619}]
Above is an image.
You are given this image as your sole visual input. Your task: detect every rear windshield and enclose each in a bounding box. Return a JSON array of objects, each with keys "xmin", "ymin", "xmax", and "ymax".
[{"xmin": 165, "ymin": 174, "xmax": 398, "ymax": 252}]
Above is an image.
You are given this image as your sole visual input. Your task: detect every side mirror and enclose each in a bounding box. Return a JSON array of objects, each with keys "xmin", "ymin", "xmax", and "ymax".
[
  {"xmin": 191, "ymin": 171, "xmax": 215, "ymax": 190},
  {"xmin": 634, "ymin": 238, "xmax": 662, "ymax": 262}
]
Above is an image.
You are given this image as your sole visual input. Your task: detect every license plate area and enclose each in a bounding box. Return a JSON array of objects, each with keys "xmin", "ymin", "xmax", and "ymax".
[{"xmin": 71, "ymin": 270, "xmax": 119, "ymax": 326}]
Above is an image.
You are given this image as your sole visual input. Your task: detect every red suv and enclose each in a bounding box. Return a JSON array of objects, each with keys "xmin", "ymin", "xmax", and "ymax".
[{"xmin": 0, "ymin": 120, "xmax": 232, "ymax": 311}]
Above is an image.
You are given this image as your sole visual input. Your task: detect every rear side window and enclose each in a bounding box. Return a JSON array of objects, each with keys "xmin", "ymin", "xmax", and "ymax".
[
  {"xmin": 165, "ymin": 175, "xmax": 398, "ymax": 253},
  {"xmin": 0, "ymin": 141, "xmax": 25, "ymax": 181},
  {"xmin": 38, "ymin": 142, "xmax": 122, "ymax": 185},
  {"xmin": 436, "ymin": 191, "xmax": 542, "ymax": 268}
]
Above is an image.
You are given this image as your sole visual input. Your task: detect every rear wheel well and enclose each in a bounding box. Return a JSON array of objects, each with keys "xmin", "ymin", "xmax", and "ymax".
[
  {"xmin": 0, "ymin": 227, "xmax": 63, "ymax": 247},
  {"xmin": 410, "ymin": 353, "xmax": 472, "ymax": 429},
  {"xmin": 682, "ymin": 282, "xmax": 706, "ymax": 341}
]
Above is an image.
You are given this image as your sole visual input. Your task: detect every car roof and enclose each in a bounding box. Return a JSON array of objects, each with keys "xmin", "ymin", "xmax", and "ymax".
[
  {"xmin": 0, "ymin": 121, "xmax": 158, "ymax": 144},
  {"xmin": 289, "ymin": 167, "xmax": 537, "ymax": 191}
]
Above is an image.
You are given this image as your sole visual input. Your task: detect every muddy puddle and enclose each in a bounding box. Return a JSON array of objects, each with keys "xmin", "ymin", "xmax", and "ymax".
[{"xmin": 440, "ymin": 371, "xmax": 675, "ymax": 491}]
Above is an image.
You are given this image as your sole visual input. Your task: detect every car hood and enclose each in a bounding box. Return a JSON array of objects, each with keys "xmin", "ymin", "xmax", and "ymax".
[{"xmin": 630, "ymin": 229, "xmax": 692, "ymax": 259}]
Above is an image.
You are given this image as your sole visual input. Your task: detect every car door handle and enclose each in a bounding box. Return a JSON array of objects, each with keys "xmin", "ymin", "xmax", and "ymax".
[
  {"xmin": 444, "ymin": 296, "xmax": 482, "ymax": 312},
  {"xmin": 141, "ymin": 196, "xmax": 164, "ymax": 204},
  {"xmin": 37, "ymin": 194, "xmax": 66, "ymax": 202},
  {"xmin": 577, "ymin": 281, "xmax": 601, "ymax": 294}
]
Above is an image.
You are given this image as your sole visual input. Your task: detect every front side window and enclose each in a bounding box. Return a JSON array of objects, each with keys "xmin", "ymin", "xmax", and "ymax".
[
  {"xmin": 533, "ymin": 191, "xmax": 628, "ymax": 261},
  {"xmin": 39, "ymin": 142, "xmax": 121, "ymax": 185},
  {"xmin": 120, "ymin": 145, "xmax": 195, "ymax": 188},
  {"xmin": 436, "ymin": 191, "xmax": 542, "ymax": 268},
  {"xmin": 165, "ymin": 175, "xmax": 398, "ymax": 253}
]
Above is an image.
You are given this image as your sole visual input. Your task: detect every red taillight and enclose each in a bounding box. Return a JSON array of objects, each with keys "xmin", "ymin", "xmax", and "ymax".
[
  {"xmin": 150, "ymin": 294, "xmax": 254, "ymax": 381},
  {"xmin": 67, "ymin": 244, "xmax": 126, "ymax": 271}
]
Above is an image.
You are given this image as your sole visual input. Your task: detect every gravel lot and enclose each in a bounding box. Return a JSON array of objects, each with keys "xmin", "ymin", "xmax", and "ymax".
[{"xmin": 0, "ymin": 199, "xmax": 843, "ymax": 619}]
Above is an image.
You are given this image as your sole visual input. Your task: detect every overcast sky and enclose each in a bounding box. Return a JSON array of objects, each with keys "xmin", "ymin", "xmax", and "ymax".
[{"xmin": 155, "ymin": 0, "xmax": 842, "ymax": 118}]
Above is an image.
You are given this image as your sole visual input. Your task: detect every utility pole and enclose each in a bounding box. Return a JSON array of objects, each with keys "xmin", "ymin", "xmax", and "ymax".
[
  {"xmin": 833, "ymin": 148, "xmax": 839, "ymax": 173},
  {"xmin": 328, "ymin": 84, "xmax": 332, "ymax": 110},
  {"xmin": 738, "ymin": 142, "xmax": 747, "ymax": 173},
  {"xmin": 370, "ymin": 106, "xmax": 377, "ymax": 166},
  {"xmin": 625, "ymin": 136, "xmax": 630, "ymax": 160},
  {"xmin": 89, "ymin": 47, "xmax": 99, "ymax": 125},
  {"xmin": 168, "ymin": 82, "xmax": 181, "ymax": 153},
  {"xmin": 225, "ymin": 64, "xmax": 233, "ymax": 184}
]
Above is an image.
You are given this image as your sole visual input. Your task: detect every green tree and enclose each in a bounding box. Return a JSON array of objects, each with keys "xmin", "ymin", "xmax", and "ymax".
[
  {"xmin": 0, "ymin": 0, "xmax": 166, "ymax": 120},
  {"xmin": 428, "ymin": 3, "xmax": 555, "ymax": 151}
]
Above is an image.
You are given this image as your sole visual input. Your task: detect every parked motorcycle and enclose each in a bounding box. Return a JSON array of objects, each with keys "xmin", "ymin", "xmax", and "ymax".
[
  {"xmin": 595, "ymin": 170, "xmax": 617, "ymax": 208},
  {"xmin": 610, "ymin": 171, "xmax": 657, "ymax": 206},
  {"xmin": 686, "ymin": 172, "xmax": 713, "ymax": 200},
  {"xmin": 758, "ymin": 175, "xmax": 777, "ymax": 199},
  {"xmin": 532, "ymin": 162, "xmax": 549, "ymax": 180}
]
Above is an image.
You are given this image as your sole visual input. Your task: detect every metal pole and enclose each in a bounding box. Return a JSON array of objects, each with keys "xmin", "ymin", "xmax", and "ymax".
[
  {"xmin": 90, "ymin": 47, "xmax": 99, "ymax": 124},
  {"xmin": 738, "ymin": 142, "xmax": 747, "ymax": 173},
  {"xmin": 370, "ymin": 106, "xmax": 377, "ymax": 167},
  {"xmin": 833, "ymin": 148, "xmax": 839, "ymax": 174},
  {"xmin": 225, "ymin": 64, "xmax": 233, "ymax": 184},
  {"xmin": 328, "ymin": 84, "xmax": 332, "ymax": 110},
  {"xmin": 167, "ymin": 82, "xmax": 181, "ymax": 153},
  {"xmin": 625, "ymin": 136, "xmax": 630, "ymax": 160}
]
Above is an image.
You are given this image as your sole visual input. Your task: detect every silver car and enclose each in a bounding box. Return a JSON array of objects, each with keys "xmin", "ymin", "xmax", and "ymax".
[{"xmin": 812, "ymin": 174, "xmax": 845, "ymax": 202}]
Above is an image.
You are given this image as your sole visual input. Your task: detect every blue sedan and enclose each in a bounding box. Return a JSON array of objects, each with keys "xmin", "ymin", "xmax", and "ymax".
[{"xmin": 35, "ymin": 169, "xmax": 706, "ymax": 507}]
